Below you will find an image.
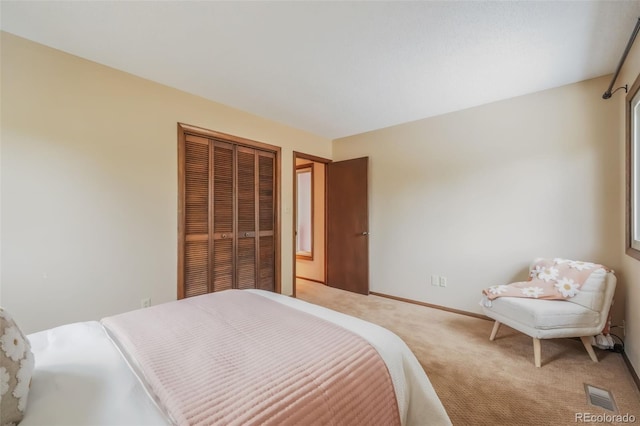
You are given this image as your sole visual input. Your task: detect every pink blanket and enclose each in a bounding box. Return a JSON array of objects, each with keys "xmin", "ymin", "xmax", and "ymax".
[
  {"xmin": 482, "ymin": 258, "xmax": 609, "ymax": 301},
  {"xmin": 102, "ymin": 290, "xmax": 400, "ymax": 426}
]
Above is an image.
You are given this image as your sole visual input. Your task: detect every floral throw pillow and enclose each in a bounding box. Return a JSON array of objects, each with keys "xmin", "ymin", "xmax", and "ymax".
[{"xmin": 0, "ymin": 308, "xmax": 34, "ymax": 426}]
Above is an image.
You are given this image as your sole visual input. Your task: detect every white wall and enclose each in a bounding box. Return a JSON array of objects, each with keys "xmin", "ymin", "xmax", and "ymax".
[
  {"xmin": 333, "ymin": 75, "xmax": 623, "ymax": 323},
  {"xmin": 0, "ymin": 32, "xmax": 332, "ymax": 333},
  {"xmin": 615, "ymin": 34, "xmax": 640, "ymax": 377}
]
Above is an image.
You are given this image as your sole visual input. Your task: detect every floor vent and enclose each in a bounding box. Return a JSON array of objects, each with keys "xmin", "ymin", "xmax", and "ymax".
[{"xmin": 584, "ymin": 383, "xmax": 617, "ymax": 412}]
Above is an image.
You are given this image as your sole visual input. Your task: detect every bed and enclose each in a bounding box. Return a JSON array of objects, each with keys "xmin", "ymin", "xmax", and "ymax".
[{"xmin": 20, "ymin": 289, "xmax": 451, "ymax": 426}]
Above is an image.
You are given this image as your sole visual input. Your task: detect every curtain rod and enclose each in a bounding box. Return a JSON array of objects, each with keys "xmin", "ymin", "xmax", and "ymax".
[{"xmin": 603, "ymin": 17, "xmax": 640, "ymax": 99}]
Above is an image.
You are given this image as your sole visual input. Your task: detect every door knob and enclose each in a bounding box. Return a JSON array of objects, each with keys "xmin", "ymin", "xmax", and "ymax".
[{"xmin": 362, "ymin": 231, "xmax": 369, "ymax": 236}]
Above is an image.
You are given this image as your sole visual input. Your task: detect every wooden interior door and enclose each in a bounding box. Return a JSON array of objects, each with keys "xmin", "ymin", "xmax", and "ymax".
[{"xmin": 326, "ymin": 157, "xmax": 369, "ymax": 295}]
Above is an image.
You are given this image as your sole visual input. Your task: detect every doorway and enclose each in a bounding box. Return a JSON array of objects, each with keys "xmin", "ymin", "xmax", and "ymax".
[
  {"xmin": 293, "ymin": 153, "xmax": 370, "ymax": 297},
  {"xmin": 293, "ymin": 152, "xmax": 330, "ymax": 296}
]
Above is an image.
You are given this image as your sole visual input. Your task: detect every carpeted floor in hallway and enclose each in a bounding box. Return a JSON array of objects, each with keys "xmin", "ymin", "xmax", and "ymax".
[{"xmin": 296, "ymin": 279, "xmax": 640, "ymax": 425}]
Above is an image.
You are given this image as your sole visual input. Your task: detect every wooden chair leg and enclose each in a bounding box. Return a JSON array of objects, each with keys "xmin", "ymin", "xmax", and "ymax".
[
  {"xmin": 580, "ymin": 336, "xmax": 599, "ymax": 362},
  {"xmin": 533, "ymin": 338, "xmax": 541, "ymax": 367},
  {"xmin": 489, "ymin": 321, "xmax": 501, "ymax": 341}
]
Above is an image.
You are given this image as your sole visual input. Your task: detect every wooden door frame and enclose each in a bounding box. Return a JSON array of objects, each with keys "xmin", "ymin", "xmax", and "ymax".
[
  {"xmin": 292, "ymin": 152, "xmax": 331, "ymax": 297},
  {"xmin": 178, "ymin": 123, "xmax": 282, "ymax": 298}
]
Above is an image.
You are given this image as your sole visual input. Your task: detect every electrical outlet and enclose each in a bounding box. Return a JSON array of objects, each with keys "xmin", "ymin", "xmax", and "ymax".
[
  {"xmin": 141, "ymin": 298, "xmax": 151, "ymax": 308},
  {"xmin": 439, "ymin": 276, "xmax": 447, "ymax": 287},
  {"xmin": 431, "ymin": 275, "xmax": 439, "ymax": 286}
]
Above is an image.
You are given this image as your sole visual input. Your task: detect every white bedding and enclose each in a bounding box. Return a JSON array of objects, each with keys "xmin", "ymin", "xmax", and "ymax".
[
  {"xmin": 23, "ymin": 321, "xmax": 168, "ymax": 426},
  {"xmin": 23, "ymin": 290, "xmax": 451, "ymax": 426}
]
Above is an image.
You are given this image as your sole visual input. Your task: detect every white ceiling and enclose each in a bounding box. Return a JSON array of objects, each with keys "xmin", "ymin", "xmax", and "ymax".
[{"xmin": 2, "ymin": 1, "xmax": 640, "ymax": 139}]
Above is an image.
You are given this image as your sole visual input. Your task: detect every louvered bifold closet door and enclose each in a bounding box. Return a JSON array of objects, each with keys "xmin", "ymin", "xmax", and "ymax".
[
  {"xmin": 257, "ymin": 151, "xmax": 275, "ymax": 291},
  {"xmin": 236, "ymin": 147, "xmax": 257, "ymax": 289},
  {"xmin": 180, "ymin": 128, "xmax": 277, "ymax": 298},
  {"xmin": 212, "ymin": 141, "xmax": 235, "ymax": 292},
  {"xmin": 184, "ymin": 135, "xmax": 210, "ymax": 298}
]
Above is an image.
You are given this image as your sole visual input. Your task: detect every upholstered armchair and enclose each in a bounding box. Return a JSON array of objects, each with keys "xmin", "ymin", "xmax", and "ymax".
[{"xmin": 482, "ymin": 258, "xmax": 616, "ymax": 367}]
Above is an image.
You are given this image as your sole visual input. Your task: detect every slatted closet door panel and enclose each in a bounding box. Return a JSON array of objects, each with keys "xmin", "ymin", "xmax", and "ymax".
[
  {"xmin": 236, "ymin": 147, "xmax": 257, "ymax": 289},
  {"xmin": 212, "ymin": 141, "xmax": 234, "ymax": 292},
  {"xmin": 257, "ymin": 151, "xmax": 275, "ymax": 291},
  {"xmin": 184, "ymin": 135, "xmax": 210, "ymax": 297}
]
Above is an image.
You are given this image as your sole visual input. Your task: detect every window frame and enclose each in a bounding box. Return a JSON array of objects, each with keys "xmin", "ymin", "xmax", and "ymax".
[
  {"xmin": 295, "ymin": 163, "xmax": 314, "ymax": 260},
  {"xmin": 626, "ymin": 73, "xmax": 640, "ymax": 260}
]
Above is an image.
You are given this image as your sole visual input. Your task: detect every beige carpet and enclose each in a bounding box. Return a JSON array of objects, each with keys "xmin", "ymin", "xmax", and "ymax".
[{"xmin": 296, "ymin": 280, "xmax": 640, "ymax": 425}]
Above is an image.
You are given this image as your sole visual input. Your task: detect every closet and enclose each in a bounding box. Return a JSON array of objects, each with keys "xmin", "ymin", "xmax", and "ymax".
[{"xmin": 178, "ymin": 124, "xmax": 280, "ymax": 298}]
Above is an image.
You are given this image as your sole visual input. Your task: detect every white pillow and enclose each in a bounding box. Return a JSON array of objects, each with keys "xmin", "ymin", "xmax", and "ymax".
[
  {"xmin": 568, "ymin": 268, "xmax": 607, "ymax": 311},
  {"xmin": 0, "ymin": 308, "xmax": 34, "ymax": 426}
]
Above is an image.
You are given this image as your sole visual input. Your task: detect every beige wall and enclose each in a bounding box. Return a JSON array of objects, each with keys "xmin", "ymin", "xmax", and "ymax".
[
  {"xmin": 0, "ymin": 32, "xmax": 332, "ymax": 333},
  {"xmin": 615, "ymin": 35, "xmax": 640, "ymax": 377},
  {"xmin": 295, "ymin": 159, "xmax": 325, "ymax": 283},
  {"xmin": 334, "ymin": 75, "xmax": 622, "ymax": 323},
  {"xmin": 3, "ymin": 30, "xmax": 637, "ymax": 380}
]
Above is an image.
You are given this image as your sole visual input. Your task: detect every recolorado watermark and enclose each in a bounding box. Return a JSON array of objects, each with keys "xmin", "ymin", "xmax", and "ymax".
[{"xmin": 575, "ymin": 412, "xmax": 636, "ymax": 423}]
